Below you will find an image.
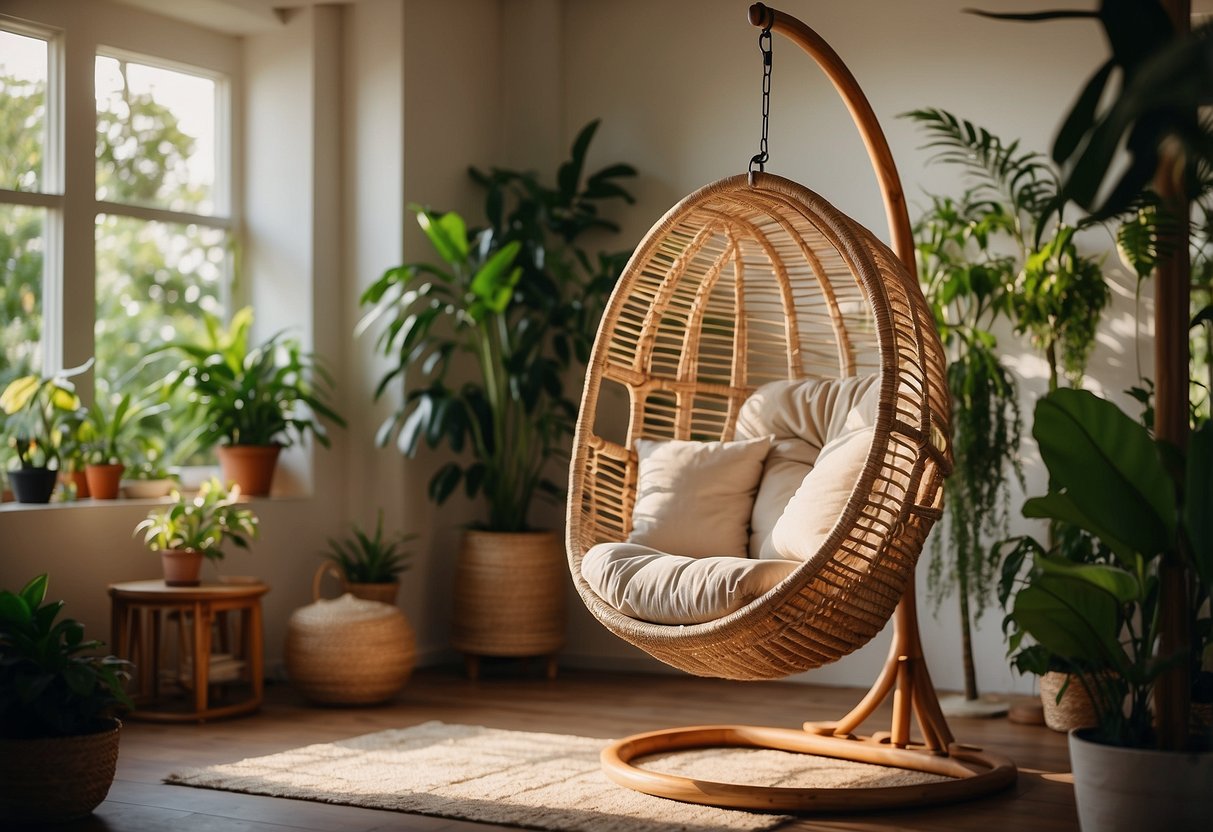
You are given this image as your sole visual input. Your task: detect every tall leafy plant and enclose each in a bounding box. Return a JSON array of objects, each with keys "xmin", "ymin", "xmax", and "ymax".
[
  {"xmin": 913, "ymin": 190, "xmax": 1024, "ymax": 702},
  {"xmin": 971, "ymin": 0, "xmax": 1213, "ymax": 751},
  {"xmin": 358, "ymin": 120, "xmax": 635, "ymax": 532},
  {"xmin": 908, "ymin": 109, "xmax": 1115, "ymax": 703}
]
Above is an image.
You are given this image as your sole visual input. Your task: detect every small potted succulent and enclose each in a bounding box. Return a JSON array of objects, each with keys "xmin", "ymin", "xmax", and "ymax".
[
  {"xmin": 321, "ymin": 508, "xmax": 415, "ymax": 605},
  {"xmin": 0, "ymin": 365, "xmax": 87, "ymax": 503},
  {"xmin": 0, "ymin": 574, "xmax": 132, "ymax": 823},
  {"xmin": 163, "ymin": 307, "xmax": 345, "ymax": 496},
  {"xmin": 134, "ymin": 477, "xmax": 260, "ymax": 586}
]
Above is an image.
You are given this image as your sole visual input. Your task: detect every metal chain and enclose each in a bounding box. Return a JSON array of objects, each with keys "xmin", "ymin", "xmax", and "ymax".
[{"xmin": 748, "ymin": 24, "xmax": 773, "ymax": 184}]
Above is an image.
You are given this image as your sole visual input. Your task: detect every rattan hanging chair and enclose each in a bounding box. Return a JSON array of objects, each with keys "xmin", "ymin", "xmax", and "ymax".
[{"xmin": 565, "ymin": 3, "xmax": 1016, "ymax": 813}]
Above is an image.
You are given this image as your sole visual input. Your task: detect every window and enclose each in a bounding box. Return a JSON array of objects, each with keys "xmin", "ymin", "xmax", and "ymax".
[
  {"xmin": 0, "ymin": 27, "xmax": 52, "ymax": 389},
  {"xmin": 0, "ymin": 12, "xmax": 235, "ymax": 469},
  {"xmin": 92, "ymin": 54, "xmax": 231, "ymax": 401}
]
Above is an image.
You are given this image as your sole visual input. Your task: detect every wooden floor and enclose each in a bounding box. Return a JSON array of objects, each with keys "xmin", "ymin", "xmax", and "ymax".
[{"xmin": 42, "ymin": 665, "xmax": 1077, "ymax": 832}]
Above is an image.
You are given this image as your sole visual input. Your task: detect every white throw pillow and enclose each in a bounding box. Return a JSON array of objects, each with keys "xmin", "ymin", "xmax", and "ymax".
[
  {"xmin": 736, "ymin": 375, "xmax": 879, "ymax": 559},
  {"xmin": 581, "ymin": 542, "xmax": 799, "ymax": 625},
  {"xmin": 771, "ymin": 426, "xmax": 874, "ymax": 564},
  {"xmin": 628, "ymin": 436, "xmax": 773, "ymax": 558}
]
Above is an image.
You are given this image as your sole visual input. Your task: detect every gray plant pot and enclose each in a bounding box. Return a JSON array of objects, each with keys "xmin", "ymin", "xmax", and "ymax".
[{"xmin": 1069, "ymin": 728, "xmax": 1213, "ymax": 831}]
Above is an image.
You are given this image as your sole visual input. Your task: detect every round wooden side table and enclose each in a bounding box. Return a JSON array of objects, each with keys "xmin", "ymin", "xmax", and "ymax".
[{"xmin": 108, "ymin": 579, "xmax": 269, "ymax": 722}]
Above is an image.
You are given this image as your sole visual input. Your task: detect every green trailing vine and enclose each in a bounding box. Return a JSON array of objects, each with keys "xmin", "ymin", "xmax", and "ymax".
[
  {"xmin": 907, "ymin": 108, "xmax": 1112, "ymax": 700},
  {"xmin": 913, "ymin": 190, "xmax": 1024, "ymax": 701}
]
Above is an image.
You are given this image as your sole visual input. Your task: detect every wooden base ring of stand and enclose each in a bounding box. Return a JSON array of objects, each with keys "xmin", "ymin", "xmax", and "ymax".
[{"xmin": 601, "ymin": 724, "xmax": 1016, "ymax": 812}]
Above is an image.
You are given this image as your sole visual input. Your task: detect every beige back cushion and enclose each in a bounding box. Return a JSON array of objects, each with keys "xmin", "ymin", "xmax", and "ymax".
[
  {"xmin": 628, "ymin": 436, "xmax": 772, "ymax": 558},
  {"xmin": 771, "ymin": 426, "xmax": 874, "ymax": 563},
  {"xmin": 735, "ymin": 375, "xmax": 879, "ymax": 559},
  {"xmin": 581, "ymin": 542, "xmax": 798, "ymax": 625}
]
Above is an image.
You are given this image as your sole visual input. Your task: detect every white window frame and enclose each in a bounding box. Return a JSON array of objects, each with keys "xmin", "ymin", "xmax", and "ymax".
[{"xmin": 0, "ymin": 8, "xmax": 240, "ymax": 389}]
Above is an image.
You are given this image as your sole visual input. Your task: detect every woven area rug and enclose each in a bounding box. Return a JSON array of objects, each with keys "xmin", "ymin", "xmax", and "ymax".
[{"xmin": 166, "ymin": 721, "xmax": 948, "ymax": 832}]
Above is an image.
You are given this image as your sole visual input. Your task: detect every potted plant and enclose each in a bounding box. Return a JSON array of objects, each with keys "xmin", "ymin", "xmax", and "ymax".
[
  {"xmin": 134, "ymin": 477, "xmax": 259, "ymax": 586},
  {"xmin": 357, "ymin": 120, "xmax": 635, "ymax": 669},
  {"xmin": 0, "ymin": 365, "xmax": 87, "ymax": 503},
  {"xmin": 122, "ymin": 460, "xmax": 179, "ymax": 499},
  {"xmin": 0, "ymin": 574, "xmax": 132, "ymax": 823},
  {"xmin": 81, "ymin": 392, "xmax": 169, "ymax": 500},
  {"xmin": 163, "ymin": 307, "xmax": 345, "ymax": 495},
  {"xmin": 998, "ymin": 528, "xmax": 1116, "ymax": 733},
  {"xmin": 321, "ymin": 508, "xmax": 415, "ymax": 605}
]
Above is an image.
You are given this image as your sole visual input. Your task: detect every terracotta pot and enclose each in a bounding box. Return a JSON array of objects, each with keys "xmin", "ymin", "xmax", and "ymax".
[
  {"xmin": 452, "ymin": 530, "xmax": 566, "ymax": 659},
  {"xmin": 217, "ymin": 444, "xmax": 280, "ymax": 496},
  {"xmin": 1069, "ymin": 728, "xmax": 1213, "ymax": 831},
  {"xmin": 8, "ymin": 467, "xmax": 58, "ymax": 503},
  {"xmin": 61, "ymin": 469, "xmax": 90, "ymax": 499},
  {"xmin": 161, "ymin": 549, "xmax": 205, "ymax": 587},
  {"xmin": 0, "ymin": 718, "xmax": 121, "ymax": 823},
  {"xmin": 85, "ymin": 463, "xmax": 125, "ymax": 500}
]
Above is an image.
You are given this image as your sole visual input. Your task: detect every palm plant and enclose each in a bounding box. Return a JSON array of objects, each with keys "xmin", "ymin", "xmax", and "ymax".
[
  {"xmin": 907, "ymin": 108, "xmax": 1113, "ymax": 703},
  {"xmin": 164, "ymin": 307, "xmax": 345, "ymax": 450}
]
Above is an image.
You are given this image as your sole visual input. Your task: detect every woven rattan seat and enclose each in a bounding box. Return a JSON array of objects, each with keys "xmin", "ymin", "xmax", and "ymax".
[{"xmin": 562, "ymin": 3, "xmax": 1017, "ymax": 813}]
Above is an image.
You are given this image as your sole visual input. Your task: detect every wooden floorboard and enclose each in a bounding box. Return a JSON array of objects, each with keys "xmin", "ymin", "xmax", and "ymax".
[{"xmin": 27, "ymin": 666, "xmax": 1077, "ymax": 832}]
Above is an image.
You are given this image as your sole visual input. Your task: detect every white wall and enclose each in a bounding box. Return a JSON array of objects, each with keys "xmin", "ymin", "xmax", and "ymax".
[
  {"xmin": 0, "ymin": 0, "xmax": 1159, "ymax": 700},
  {"xmin": 546, "ymin": 0, "xmax": 1151, "ymax": 696}
]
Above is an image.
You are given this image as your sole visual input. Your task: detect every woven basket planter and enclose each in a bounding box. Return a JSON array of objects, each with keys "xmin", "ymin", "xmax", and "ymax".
[
  {"xmin": 1040, "ymin": 671, "xmax": 1099, "ymax": 733},
  {"xmin": 313, "ymin": 562, "xmax": 400, "ymax": 606},
  {"xmin": 452, "ymin": 530, "xmax": 566, "ymax": 659},
  {"xmin": 0, "ymin": 719, "xmax": 121, "ymax": 823},
  {"xmin": 285, "ymin": 594, "xmax": 415, "ymax": 705}
]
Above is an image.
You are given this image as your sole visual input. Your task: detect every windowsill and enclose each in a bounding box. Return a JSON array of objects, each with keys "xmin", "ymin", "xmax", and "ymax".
[{"xmin": 0, "ymin": 493, "xmax": 307, "ymax": 513}]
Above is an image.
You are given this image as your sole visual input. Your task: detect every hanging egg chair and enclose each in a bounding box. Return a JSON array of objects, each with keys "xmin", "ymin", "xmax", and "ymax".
[{"xmin": 565, "ymin": 3, "xmax": 1016, "ymax": 812}]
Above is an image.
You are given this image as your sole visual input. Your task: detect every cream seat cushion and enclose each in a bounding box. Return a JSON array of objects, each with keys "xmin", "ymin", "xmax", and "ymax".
[
  {"xmin": 581, "ymin": 542, "xmax": 798, "ymax": 625},
  {"xmin": 628, "ymin": 435, "xmax": 772, "ymax": 558},
  {"xmin": 735, "ymin": 375, "xmax": 879, "ymax": 559}
]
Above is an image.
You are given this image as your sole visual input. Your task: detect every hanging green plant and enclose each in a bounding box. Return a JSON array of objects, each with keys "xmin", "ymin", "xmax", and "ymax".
[{"xmin": 913, "ymin": 189, "xmax": 1024, "ymax": 702}]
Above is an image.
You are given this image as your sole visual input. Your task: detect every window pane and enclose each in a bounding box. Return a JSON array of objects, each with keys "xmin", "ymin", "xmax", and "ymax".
[
  {"xmin": 0, "ymin": 203, "xmax": 44, "ymax": 387},
  {"xmin": 95, "ymin": 214, "xmax": 226, "ymax": 462},
  {"xmin": 0, "ymin": 30, "xmax": 48, "ymax": 192},
  {"xmin": 95, "ymin": 56, "xmax": 217, "ymax": 214}
]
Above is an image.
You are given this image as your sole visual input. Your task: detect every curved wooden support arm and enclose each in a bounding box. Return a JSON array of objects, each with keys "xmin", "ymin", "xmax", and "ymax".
[
  {"xmin": 750, "ymin": 3, "xmax": 959, "ymax": 758},
  {"xmin": 748, "ymin": 3, "xmax": 915, "ymax": 273}
]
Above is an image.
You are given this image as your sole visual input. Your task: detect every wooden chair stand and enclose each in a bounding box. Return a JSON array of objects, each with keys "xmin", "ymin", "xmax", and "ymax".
[{"xmin": 570, "ymin": 3, "xmax": 1018, "ymax": 813}]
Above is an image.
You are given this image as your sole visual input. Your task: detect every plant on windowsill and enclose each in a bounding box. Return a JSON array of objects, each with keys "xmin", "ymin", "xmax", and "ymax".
[
  {"xmin": 357, "ymin": 119, "xmax": 635, "ymax": 672},
  {"xmin": 79, "ymin": 392, "xmax": 169, "ymax": 500},
  {"xmin": 134, "ymin": 477, "xmax": 259, "ymax": 586},
  {"xmin": 321, "ymin": 508, "xmax": 415, "ymax": 605},
  {"xmin": 0, "ymin": 364, "xmax": 87, "ymax": 504},
  {"xmin": 162, "ymin": 306, "xmax": 346, "ymax": 496},
  {"xmin": 0, "ymin": 574, "xmax": 132, "ymax": 823}
]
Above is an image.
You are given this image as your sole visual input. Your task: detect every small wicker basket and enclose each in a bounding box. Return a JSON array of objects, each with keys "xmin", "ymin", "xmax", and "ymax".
[
  {"xmin": 285, "ymin": 573, "xmax": 415, "ymax": 705},
  {"xmin": 1040, "ymin": 671, "xmax": 1099, "ymax": 733},
  {"xmin": 313, "ymin": 561, "xmax": 400, "ymax": 605}
]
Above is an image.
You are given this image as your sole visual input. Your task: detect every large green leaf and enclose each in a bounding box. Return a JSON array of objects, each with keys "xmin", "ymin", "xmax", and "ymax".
[
  {"xmin": 1037, "ymin": 556, "xmax": 1141, "ymax": 603},
  {"xmin": 1032, "ymin": 388, "xmax": 1174, "ymax": 556},
  {"xmin": 469, "ymin": 241, "xmax": 522, "ymax": 312},
  {"xmin": 1184, "ymin": 419, "xmax": 1213, "ymax": 590},
  {"xmin": 415, "ymin": 209, "xmax": 469, "ymax": 266},
  {"xmin": 1012, "ymin": 573, "xmax": 1125, "ymax": 669},
  {"xmin": 1023, "ymin": 492, "xmax": 1135, "ymax": 565}
]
